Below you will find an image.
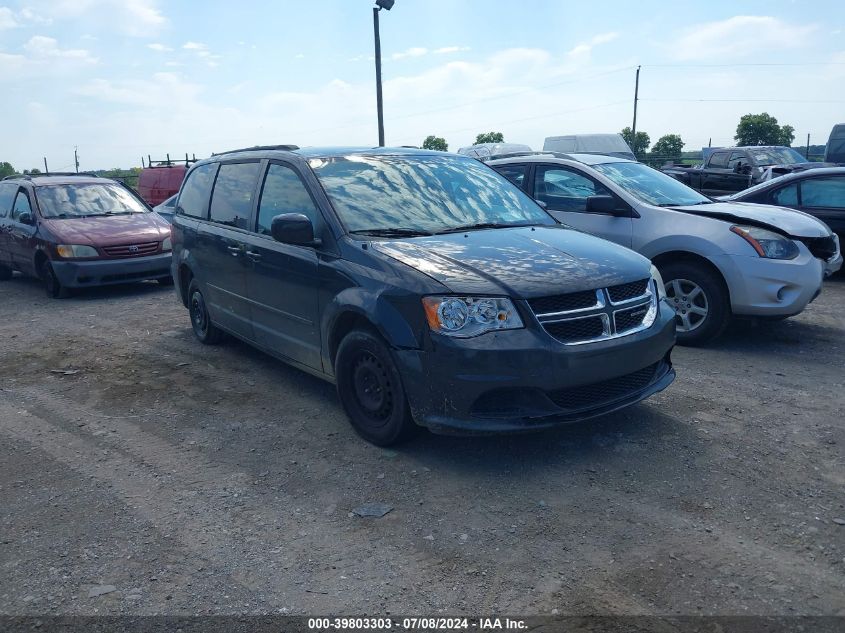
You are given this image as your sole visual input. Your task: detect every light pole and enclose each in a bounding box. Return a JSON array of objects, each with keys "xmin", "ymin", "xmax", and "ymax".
[{"xmin": 373, "ymin": 0, "xmax": 395, "ymax": 147}]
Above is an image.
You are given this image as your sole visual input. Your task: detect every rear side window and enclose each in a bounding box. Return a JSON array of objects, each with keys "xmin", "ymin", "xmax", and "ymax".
[
  {"xmin": 708, "ymin": 152, "xmax": 729, "ymax": 168},
  {"xmin": 209, "ymin": 162, "xmax": 261, "ymax": 229},
  {"xmin": 0, "ymin": 183, "xmax": 15, "ymax": 217},
  {"xmin": 256, "ymin": 164, "xmax": 320, "ymax": 236},
  {"xmin": 772, "ymin": 183, "xmax": 798, "ymax": 206},
  {"xmin": 178, "ymin": 163, "xmax": 218, "ymax": 219},
  {"xmin": 495, "ymin": 164, "xmax": 527, "ymax": 187},
  {"xmin": 801, "ymin": 177, "xmax": 845, "ymax": 209},
  {"xmin": 727, "ymin": 152, "xmax": 746, "ymax": 170}
]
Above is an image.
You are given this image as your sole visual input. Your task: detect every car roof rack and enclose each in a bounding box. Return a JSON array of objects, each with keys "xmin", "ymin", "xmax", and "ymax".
[
  {"xmin": 143, "ymin": 153, "xmax": 199, "ymax": 168},
  {"xmin": 212, "ymin": 144, "xmax": 300, "ymax": 156}
]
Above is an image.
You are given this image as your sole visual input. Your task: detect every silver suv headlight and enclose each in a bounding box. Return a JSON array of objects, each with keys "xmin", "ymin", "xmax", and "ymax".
[
  {"xmin": 162, "ymin": 237, "xmax": 172, "ymax": 251},
  {"xmin": 422, "ymin": 296, "xmax": 523, "ymax": 338},
  {"xmin": 731, "ymin": 225, "xmax": 799, "ymax": 260}
]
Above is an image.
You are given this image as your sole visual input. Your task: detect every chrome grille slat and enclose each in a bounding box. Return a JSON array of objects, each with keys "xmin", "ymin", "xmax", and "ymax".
[
  {"xmin": 102, "ymin": 242, "xmax": 160, "ymax": 258},
  {"xmin": 528, "ymin": 279, "xmax": 655, "ymax": 346}
]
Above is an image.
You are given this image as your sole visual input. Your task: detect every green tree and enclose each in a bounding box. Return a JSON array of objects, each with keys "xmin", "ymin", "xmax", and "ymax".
[
  {"xmin": 651, "ymin": 134, "xmax": 685, "ymax": 160},
  {"xmin": 422, "ymin": 135, "xmax": 449, "ymax": 151},
  {"xmin": 621, "ymin": 127, "xmax": 650, "ymax": 156},
  {"xmin": 734, "ymin": 112, "xmax": 795, "ymax": 146},
  {"xmin": 0, "ymin": 162, "xmax": 15, "ymax": 179},
  {"xmin": 22, "ymin": 168, "xmax": 42, "ymax": 175},
  {"xmin": 474, "ymin": 131, "xmax": 504, "ymax": 144}
]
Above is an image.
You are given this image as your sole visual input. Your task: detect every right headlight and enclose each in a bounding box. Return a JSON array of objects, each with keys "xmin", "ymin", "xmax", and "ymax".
[
  {"xmin": 422, "ymin": 296, "xmax": 523, "ymax": 338},
  {"xmin": 731, "ymin": 225, "xmax": 799, "ymax": 260}
]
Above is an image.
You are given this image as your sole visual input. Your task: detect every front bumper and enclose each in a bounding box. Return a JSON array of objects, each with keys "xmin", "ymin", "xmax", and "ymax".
[
  {"xmin": 51, "ymin": 252, "xmax": 173, "ymax": 288},
  {"xmin": 394, "ymin": 299, "xmax": 677, "ymax": 434},
  {"xmin": 715, "ymin": 249, "xmax": 826, "ymax": 317}
]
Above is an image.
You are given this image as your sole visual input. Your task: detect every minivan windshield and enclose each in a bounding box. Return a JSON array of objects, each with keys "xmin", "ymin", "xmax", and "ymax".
[
  {"xmin": 310, "ymin": 155, "xmax": 555, "ymax": 235},
  {"xmin": 35, "ymin": 184, "xmax": 148, "ymax": 219},
  {"xmin": 592, "ymin": 161, "xmax": 712, "ymax": 207}
]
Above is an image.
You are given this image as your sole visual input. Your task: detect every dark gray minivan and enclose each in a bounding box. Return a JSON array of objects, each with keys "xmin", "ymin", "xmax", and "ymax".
[{"xmin": 170, "ymin": 146, "xmax": 676, "ymax": 445}]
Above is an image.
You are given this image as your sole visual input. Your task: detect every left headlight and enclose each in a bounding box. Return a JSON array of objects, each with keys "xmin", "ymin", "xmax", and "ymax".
[
  {"xmin": 731, "ymin": 225, "xmax": 799, "ymax": 260},
  {"xmin": 55, "ymin": 244, "xmax": 98, "ymax": 259},
  {"xmin": 161, "ymin": 237, "xmax": 172, "ymax": 251},
  {"xmin": 422, "ymin": 296, "xmax": 524, "ymax": 338},
  {"xmin": 650, "ymin": 264, "xmax": 667, "ymax": 300}
]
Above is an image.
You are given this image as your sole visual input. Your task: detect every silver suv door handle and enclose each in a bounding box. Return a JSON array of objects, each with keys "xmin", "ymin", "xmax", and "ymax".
[
  {"xmin": 245, "ymin": 251, "xmax": 262, "ymax": 261},
  {"xmin": 227, "ymin": 245, "xmax": 241, "ymax": 256}
]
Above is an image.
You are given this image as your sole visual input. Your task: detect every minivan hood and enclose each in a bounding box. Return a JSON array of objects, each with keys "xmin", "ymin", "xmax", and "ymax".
[
  {"xmin": 670, "ymin": 202, "xmax": 830, "ymax": 238},
  {"xmin": 372, "ymin": 226, "xmax": 650, "ymax": 298},
  {"xmin": 41, "ymin": 213, "xmax": 169, "ymax": 245}
]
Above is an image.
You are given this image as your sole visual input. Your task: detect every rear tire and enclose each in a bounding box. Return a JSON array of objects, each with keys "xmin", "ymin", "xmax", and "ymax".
[
  {"xmin": 39, "ymin": 260, "xmax": 70, "ymax": 299},
  {"xmin": 0, "ymin": 264, "xmax": 12, "ymax": 281},
  {"xmin": 188, "ymin": 280, "xmax": 223, "ymax": 345},
  {"xmin": 335, "ymin": 329, "xmax": 417, "ymax": 446},
  {"xmin": 659, "ymin": 260, "xmax": 730, "ymax": 346}
]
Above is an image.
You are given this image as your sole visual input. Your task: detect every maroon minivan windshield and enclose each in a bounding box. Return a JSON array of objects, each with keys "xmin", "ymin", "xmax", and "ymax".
[{"xmin": 35, "ymin": 184, "xmax": 148, "ymax": 219}]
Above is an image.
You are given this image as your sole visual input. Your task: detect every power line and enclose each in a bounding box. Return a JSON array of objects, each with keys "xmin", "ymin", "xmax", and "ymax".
[
  {"xmin": 641, "ymin": 62, "xmax": 845, "ymax": 68},
  {"xmin": 640, "ymin": 98, "xmax": 845, "ymax": 103}
]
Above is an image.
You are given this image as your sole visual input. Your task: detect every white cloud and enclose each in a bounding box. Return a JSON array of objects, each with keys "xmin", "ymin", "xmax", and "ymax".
[
  {"xmin": 23, "ymin": 36, "xmax": 98, "ymax": 63},
  {"xmin": 673, "ymin": 16, "xmax": 816, "ymax": 60},
  {"xmin": 182, "ymin": 41, "xmax": 221, "ymax": 66},
  {"xmin": 566, "ymin": 32, "xmax": 618, "ymax": 58},
  {"xmin": 392, "ymin": 47, "xmax": 428, "ymax": 60},
  {"xmin": 183, "ymin": 41, "xmax": 207, "ymax": 51},
  {"xmin": 0, "ymin": 7, "xmax": 19, "ymax": 29},
  {"xmin": 147, "ymin": 43, "xmax": 172, "ymax": 52},
  {"xmin": 26, "ymin": 0, "xmax": 165, "ymax": 36}
]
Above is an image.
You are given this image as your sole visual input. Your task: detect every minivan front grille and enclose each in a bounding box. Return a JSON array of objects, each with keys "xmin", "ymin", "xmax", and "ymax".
[
  {"xmin": 102, "ymin": 242, "xmax": 160, "ymax": 258},
  {"xmin": 530, "ymin": 279, "xmax": 655, "ymax": 345},
  {"xmin": 547, "ymin": 363, "xmax": 660, "ymax": 411}
]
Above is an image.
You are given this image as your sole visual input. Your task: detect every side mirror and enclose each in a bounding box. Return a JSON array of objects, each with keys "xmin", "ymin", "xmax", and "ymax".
[
  {"xmin": 586, "ymin": 195, "xmax": 627, "ymax": 216},
  {"xmin": 18, "ymin": 212, "xmax": 34, "ymax": 225},
  {"xmin": 271, "ymin": 213, "xmax": 320, "ymax": 246},
  {"xmin": 741, "ymin": 164, "xmax": 753, "ymax": 175}
]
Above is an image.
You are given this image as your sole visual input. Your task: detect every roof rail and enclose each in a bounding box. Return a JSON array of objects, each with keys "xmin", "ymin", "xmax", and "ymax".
[
  {"xmin": 3, "ymin": 171, "xmax": 100, "ymax": 180},
  {"xmin": 212, "ymin": 144, "xmax": 300, "ymax": 157}
]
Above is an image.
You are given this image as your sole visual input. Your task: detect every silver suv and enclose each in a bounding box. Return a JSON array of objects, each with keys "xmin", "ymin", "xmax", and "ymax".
[{"xmin": 490, "ymin": 153, "xmax": 842, "ymax": 345}]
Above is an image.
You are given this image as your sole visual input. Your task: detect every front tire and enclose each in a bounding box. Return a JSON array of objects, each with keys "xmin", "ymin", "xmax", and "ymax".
[
  {"xmin": 157, "ymin": 275, "xmax": 175, "ymax": 286},
  {"xmin": 39, "ymin": 260, "xmax": 70, "ymax": 299},
  {"xmin": 188, "ymin": 280, "xmax": 223, "ymax": 344},
  {"xmin": 335, "ymin": 329, "xmax": 417, "ymax": 446},
  {"xmin": 659, "ymin": 261, "xmax": 730, "ymax": 346}
]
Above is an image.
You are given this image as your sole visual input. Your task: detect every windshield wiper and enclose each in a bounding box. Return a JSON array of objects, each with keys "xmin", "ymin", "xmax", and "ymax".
[
  {"xmin": 349, "ymin": 228, "xmax": 434, "ymax": 238},
  {"xmin": 436, "ymin": 222, "xmax": 536, "ymax": 234}
]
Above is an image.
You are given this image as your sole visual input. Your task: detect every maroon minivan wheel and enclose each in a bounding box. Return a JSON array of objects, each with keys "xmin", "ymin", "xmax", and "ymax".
[{"xmin": 39, "ymin": 260, "xmax": 70, "ymax": 299}]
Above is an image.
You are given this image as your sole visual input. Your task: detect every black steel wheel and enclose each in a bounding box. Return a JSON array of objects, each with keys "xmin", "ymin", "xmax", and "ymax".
[
  {"xmin": 39, "ymin": 260, "xmax": 70, "ymax": 299},
  {"xmin": 188, "ymin": 280, "xmax": 223, "ymax": 344},
  {"xmin": 335, "ymin": 329, "xmax": 417, "ymax": 446}
]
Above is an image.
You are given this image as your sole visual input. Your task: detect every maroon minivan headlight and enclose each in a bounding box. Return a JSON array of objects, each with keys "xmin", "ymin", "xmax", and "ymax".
[{"xmin": 56, "ymin": 244, "xmax": 99, "ymax": 259}]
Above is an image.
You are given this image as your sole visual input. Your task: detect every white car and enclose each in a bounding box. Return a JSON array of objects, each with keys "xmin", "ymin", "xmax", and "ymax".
[{"xmin": 490, "ymin": 153, "xmax": 842, "ymax": 345}]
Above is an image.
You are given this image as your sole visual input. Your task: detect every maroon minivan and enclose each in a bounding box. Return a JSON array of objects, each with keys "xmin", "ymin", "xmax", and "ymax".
[{"xmin": 0, "ymin": 174, "xmax": 173, "ymax": 298}]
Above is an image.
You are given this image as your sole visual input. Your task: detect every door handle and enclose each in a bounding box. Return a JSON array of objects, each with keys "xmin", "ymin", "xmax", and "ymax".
[
  {"xmin": 245, "ymin": 251, "xmax": 262, "ymax": 261},
  {"xmin": 227, "ymin": 245, "xmax": 242, "ymax": 256}
]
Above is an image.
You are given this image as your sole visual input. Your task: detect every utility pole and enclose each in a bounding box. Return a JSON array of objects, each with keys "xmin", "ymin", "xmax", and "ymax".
[
  {"xmin": 43, "ymin": 157, "xmax": 48, "ymax": 174},
  {"xmin": 631, "ymin": 65, "xmax": 641, "ymax": 156},
  {"xmin": 806, "ymin": 133, "xmax": 811, "ymax": 160},
  {"xmin": 74, "ymin": 146, "xmax": 80, "ymax": 173},
  {"xmin": 373, "ymin": 7, "xmax": 385, "ymax": 147}
]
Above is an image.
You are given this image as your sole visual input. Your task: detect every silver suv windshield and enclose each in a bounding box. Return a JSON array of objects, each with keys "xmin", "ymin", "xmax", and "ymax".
[
  {"xmin": 36, "ymin": 184, "xmax": 148, "ymax": 218},
  {"xmin": 593, "ymin": 161, "xmax": 712, "ymax": 207},
  {"xmin": 310, "ymin": 155, "xmax": 555, "ymax": 235}
]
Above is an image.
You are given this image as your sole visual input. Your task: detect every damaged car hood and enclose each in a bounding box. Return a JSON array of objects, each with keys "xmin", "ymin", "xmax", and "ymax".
[
  {"xmin": 371, "ymin": 225, "xmax": 650, "ymax": 298},
  {"xmin": 669, "ymin": 202, "xmax": 831, "ymax": 238}
]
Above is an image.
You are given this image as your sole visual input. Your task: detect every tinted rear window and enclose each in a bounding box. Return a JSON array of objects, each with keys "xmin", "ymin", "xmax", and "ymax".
[
  {"xmin": 209, "ymin": 162, "xmax": 261, "ymax": 229},
  {"xmin": 178, "ymin": 163, "xmax": 218, "ymax": 218}
]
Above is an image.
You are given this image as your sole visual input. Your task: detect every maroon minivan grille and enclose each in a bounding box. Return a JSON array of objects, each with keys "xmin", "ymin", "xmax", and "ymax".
[{"xmin": 102, "ymin": 242, "xmax": 160, "ymax": 258}]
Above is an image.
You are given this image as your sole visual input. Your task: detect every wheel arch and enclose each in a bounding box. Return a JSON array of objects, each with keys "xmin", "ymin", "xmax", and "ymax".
[{"xmin": 651, "ymin": 250, "xmax": 731, "ymax": 304}]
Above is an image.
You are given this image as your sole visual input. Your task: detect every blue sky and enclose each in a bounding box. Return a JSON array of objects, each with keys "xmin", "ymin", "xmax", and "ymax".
[{"xmin": 1, "ymin": 0, "xmax": 844, "ymax": 170}]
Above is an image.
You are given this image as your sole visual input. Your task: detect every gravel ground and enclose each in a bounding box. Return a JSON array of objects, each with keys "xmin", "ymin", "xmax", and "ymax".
[{"xmin": 0, "ymin": 273, "xmax": 843, "ymax": 616}]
